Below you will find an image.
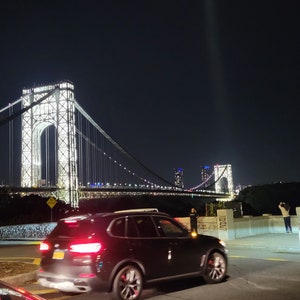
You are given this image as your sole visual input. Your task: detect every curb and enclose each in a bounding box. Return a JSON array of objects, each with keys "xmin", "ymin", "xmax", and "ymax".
[
  {"xmin": 226, "ymin": 243, "xmax": 300, "ymax": 252},
  {"xmin": 1, "ymin": 271, "xmax": 37, "ymax": 285}
]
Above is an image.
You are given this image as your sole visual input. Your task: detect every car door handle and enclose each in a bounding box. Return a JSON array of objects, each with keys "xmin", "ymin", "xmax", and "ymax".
[{"xmin": 169, "ymin": 242, "xmax": 178, "ymax": 246}]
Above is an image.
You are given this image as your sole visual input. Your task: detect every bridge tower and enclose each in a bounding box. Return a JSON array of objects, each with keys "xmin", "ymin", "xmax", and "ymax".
[
  {"xmin": 20, "ymin": 81, "xmax": 78, "ymax": 207},
  {"xmin": 214, "ymin": 164, "xmax": 234, "ymax": 196}
]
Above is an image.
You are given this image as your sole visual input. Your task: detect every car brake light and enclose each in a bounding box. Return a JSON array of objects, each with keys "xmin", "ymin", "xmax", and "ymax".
[
  {"xmin": 69, "ymin": 242, "xmax": 102, "ymax": 253},
  {"xmin": 39, "ymin": 241, "xmax": 50, "ymax": 252},
  {"xmin": 64, "ymin": 220, "xmax": 78, "ymax": 224}
]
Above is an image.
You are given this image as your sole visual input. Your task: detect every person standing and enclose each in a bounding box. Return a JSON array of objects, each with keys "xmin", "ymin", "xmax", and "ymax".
[
  {"xmin": 189, "ymin": 208, "xmax": 199, "ymax": 233},
  {"xmin": 278, "ymin": 202, "xmax": 292, "ymax": 233}
]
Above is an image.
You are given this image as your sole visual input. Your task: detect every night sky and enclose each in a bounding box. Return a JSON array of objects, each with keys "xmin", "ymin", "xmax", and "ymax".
[{"xmin": 0, "ymin": 0, "xmax": 299, "ymax": 188}]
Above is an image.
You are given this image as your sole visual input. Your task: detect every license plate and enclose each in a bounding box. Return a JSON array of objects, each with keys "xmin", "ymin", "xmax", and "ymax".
[{"xmin": 52, "ymin": 250, "xmax": 65, "ymax": 260}]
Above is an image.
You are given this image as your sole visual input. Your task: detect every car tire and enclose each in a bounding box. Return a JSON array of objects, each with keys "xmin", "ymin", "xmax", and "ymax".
[
  {"xmin": 203, "ymin": 251, "xmax": 227, "ymax": 284},
  {"xmin": 111, "ymin": 265, "xmax": 143, "ymax": 300}
]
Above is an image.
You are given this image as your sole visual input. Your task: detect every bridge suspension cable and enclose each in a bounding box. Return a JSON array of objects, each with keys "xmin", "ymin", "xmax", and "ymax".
[
  {"xmin": 188, "ymin": 171, "xmax": 215, "ymax": 191},
  {"xmin": 187, "ymin": 165, "xmax": 228, "ymax": 192},
  {"xmin": 0, "ymin": 88, "xmax": 57, "ymax": 127},
  {"xmin": 74, "ymin": 101, "xmax": 176, "ymax": 188}
]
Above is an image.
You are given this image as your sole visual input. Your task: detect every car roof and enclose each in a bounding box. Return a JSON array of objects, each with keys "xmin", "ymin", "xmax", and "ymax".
[{"xmin": 60, "ymin": 209, "xmax": 170, "ymax": 222}]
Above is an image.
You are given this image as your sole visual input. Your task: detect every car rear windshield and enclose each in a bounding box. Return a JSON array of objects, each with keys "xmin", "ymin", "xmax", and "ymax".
[{"xmin": 49, "ymin": 219, "xmax": 99, "ymax": 239}]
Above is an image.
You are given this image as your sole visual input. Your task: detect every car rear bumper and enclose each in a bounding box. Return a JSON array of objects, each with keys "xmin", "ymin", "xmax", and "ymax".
[{"xmin": 37, "ymin": 271, "xmax": 109, "ymax": 293}]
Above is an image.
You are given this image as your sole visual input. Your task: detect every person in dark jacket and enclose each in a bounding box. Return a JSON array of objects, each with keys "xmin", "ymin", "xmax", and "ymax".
[{"xmin": 189, "ymin": 207, "xmax": 199, "ymax": 233}]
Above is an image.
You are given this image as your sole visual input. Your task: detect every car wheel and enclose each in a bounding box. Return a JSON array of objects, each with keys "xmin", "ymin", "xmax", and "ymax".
[
  {"xmin": 203, "ymin": 252, "xmax": 227, "ymax": 284},
  {"xmin": 111, "ymin": 265, "xmax": 143, "ymax": 300}
]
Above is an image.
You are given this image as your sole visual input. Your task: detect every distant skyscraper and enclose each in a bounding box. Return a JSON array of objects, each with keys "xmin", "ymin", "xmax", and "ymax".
[
  {"xmin": 201, "ymin": 165, "xmax": 211, "ymax": 187},
  {"xmin": 174, "ymin": 168, "xmax": 184, "ymax": 189}
]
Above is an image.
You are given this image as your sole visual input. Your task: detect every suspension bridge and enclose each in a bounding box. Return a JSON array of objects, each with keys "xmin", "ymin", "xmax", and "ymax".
[{"xmin": 0, "ymin": 81, "xmax": 233, "ymax": 207}]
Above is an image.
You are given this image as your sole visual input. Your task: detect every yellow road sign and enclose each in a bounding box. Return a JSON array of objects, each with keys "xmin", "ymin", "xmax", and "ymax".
[{"xmin": 47, "ymin": 197, "xmax": 57, "ymax": 209}]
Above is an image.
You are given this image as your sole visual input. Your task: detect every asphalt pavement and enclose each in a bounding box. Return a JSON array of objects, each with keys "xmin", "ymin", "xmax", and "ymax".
[
  {"xmin": 1, "ymin": 233, "xmax": 300, "ymax": 286},
  {"xmin": 226, "ymin": 232, "xmax": 300, "ymax": 252}
]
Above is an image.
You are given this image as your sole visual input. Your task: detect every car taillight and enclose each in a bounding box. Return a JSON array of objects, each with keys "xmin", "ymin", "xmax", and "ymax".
[
  {"xmin": 39, "ymin": 241, "xmax": 50, "ymax": 252},
  {"xmin": 69, "ymin": 242, "xmax": 102, "ymax": 254},
  {"xmin": 64, "ymin": 220, "xmax": 78, "ymax": 224}
]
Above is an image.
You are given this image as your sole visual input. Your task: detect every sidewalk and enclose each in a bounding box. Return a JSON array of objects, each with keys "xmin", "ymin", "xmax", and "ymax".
[{"xmin": 226, "ymin": 233, "xmax": 300, "ymax": 252}]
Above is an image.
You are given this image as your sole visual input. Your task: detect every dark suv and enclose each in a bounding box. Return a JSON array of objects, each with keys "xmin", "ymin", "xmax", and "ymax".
[{"xmin": 37, "ymin": 209, "xmax": 228, "ymax": 300}]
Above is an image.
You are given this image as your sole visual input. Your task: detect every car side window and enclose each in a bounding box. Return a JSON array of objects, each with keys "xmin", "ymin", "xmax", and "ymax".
[
  {"xmin": 154, "ymin": 217, "xmax": 187, "ymax": 237},
  {"xmin": 132, "ymin": 216, "xmax": 158, "ymax": 237},
  {"xmin": 127, "ymin": 217, "xmax": 139, "ymax": 237},
  {"xmin": 110, "ymin": 218, "xmax": 125, "ymax": 237}
]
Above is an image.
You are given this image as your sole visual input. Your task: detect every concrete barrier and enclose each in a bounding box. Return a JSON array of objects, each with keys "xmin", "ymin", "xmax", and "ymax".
[
  {"xmin": 177, "ymin": 208, "xmax": 300, "ymax": 240},
  {"xmin": 1, "ymin": 208, "xmax": 299, "ymax": 241},
  {"xmin": 0, "ymin": 223, "xmax": 56, "ymax": 240}
]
